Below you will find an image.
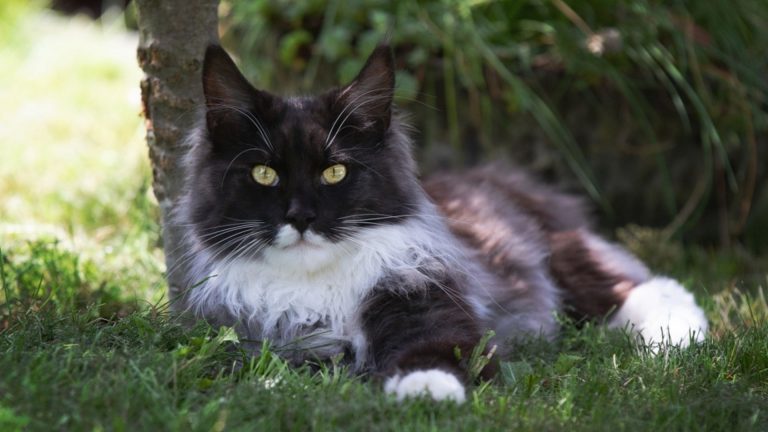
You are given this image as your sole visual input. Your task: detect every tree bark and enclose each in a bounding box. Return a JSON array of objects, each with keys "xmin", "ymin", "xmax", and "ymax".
[{"xmin": 135, "ymin": 0, "xmax": 219, "ymax": 307}]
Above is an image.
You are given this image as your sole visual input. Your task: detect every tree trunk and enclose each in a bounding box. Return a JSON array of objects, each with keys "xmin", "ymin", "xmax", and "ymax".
[{"xmin": 135, "ymin": 0, "xmax": 219, "ymax": 308}]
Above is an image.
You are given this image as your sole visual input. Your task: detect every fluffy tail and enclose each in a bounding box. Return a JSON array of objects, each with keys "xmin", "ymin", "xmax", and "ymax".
[
  {"xmin": 550, "ymin": 229, "xmax": 708, "ymax": 348},
  {"xmin": 607, "ymin": 277, "xmax": 708, "ymax": 348}
]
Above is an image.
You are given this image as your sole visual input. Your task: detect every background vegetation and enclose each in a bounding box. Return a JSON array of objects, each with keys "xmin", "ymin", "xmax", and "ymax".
[
  {"xmin": 0, "ymin": 1, "xmax": 766, "ymax": 430},
  {"xmin": 221, "ymin": 0, "xmax": 768, "ymax": 249}
]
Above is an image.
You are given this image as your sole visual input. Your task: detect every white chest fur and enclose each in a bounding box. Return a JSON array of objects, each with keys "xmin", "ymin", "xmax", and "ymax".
[
  {"xmin": 211, "ymin": 232, "xmax": 381, "ymax": 345},
  {"xmin": 187, "ymin": 216, "xmax": 453, "ymax": 354}
]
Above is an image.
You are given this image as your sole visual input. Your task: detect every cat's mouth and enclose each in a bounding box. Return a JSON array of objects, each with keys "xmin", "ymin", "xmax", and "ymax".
[
  {"xmin": 274, "ymin": 225, "xmax": 327, "ymax": 250},
  {"xmin": 281, "ymin": 237, "xmax": 322, "ymax": 250}
]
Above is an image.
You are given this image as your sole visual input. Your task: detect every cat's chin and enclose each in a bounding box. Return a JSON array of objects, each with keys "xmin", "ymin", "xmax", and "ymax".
[
  {"xmin": 273, "ymin": 225, "xmax": 326, "ymax": 248},
  {"xmin": 263, "ymin": 225, "xmax": 345, "ymax": 273}
]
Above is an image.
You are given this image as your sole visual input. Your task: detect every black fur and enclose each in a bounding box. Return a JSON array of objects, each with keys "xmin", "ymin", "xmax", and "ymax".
[
  {"xmin": 360, "ymin": 272, "xmax": 486, "ymax": 381},
  {"xmin": 188, "ymin": 45, "xmax": 417, "ymax": 253}
]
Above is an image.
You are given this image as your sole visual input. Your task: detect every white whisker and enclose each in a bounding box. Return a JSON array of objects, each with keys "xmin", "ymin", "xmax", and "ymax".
[
  {"xmin": 207, "ymin": 101, "xmax": 274, "ymax": 151},
  {"xmin": 325, "ymin": 88, "xmax": 392, "ymax": 149}
]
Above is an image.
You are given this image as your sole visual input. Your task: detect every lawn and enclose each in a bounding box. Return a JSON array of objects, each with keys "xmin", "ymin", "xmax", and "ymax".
[{"xmin": 1, "ymin": 5, "xmax": 767, "ymax": 432}]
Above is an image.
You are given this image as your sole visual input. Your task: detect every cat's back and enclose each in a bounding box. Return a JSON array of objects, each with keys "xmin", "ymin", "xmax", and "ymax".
[{"xmin": 424, "ymin": 164, "xmax": 590, "ymax": 250}]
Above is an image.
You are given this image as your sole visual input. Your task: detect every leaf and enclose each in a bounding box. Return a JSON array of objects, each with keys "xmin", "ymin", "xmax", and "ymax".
[
  {"xmin": 279, "ymin": 30, "xmax": 313, "ymax": 67},
  {"xmin": 554, "ymin": 353, "xmax": 584, "ymax": 374},
  {"xmin": 395, "ymin": 71, "xmax": 419, "ymax": 102},
  {"xmin": 0, "ymin": 405, "xmax": 29, "ymax": 432},
  {"xmin": 500, "ymin": 360, "xmax": 534, "ymax": 387},
  {"xmin": 319, "ymin": 27, "xmax": 352, "ymax": 61}
]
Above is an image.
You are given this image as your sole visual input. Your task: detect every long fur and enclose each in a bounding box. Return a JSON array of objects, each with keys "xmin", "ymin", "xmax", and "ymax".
[
  {"xmin": 171, "ymin": 45, "xmax": 709, "ymax": 400},
  {"xmin": 183, "ymin": 208, "xmax": 469, "ymax": 356}
]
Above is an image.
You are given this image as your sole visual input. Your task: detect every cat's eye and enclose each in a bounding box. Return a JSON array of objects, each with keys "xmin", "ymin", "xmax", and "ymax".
[
  {"xmin": 321, "ymin": 164, "xmax": 347, "ymax": 185},
  {"xmin": 251, "ymin": 165, "xmax": 279, "ymax": 186}
]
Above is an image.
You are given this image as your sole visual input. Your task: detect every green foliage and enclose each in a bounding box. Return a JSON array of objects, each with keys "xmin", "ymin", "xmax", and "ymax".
[
  {"xmin": 0, "ymin": 241, "xmax": 121, "ymax": 320},
  {"xmin": 221, "ymin": 0, "xmax": 768, "ymax": 246},
  {"xmin": 0, "ymin": 0, "xmax": 46, "ymax": 44}
]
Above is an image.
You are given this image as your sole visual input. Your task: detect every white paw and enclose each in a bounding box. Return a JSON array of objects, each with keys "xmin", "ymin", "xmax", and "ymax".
[
  {"xmin": 384, "ymin": 369, "xmax": 466, "ymax": 403},
  {"xmin": 609, "ymin": 277, "xmax": 708, "ymax": 351}
]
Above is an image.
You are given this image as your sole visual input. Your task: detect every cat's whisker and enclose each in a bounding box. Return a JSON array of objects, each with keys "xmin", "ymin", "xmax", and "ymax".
[
  {"xmin": 379, "ymin": 256, "xmax": 473, "ymax": 319},
  {"xmin": 222, "ymin": 216, "xmax": 269, "ymax": 223},
  {"xmin": 163, "ymin": 221, "xmax": 260, "ymax": 259},
  {"xmin": 239, "ymin": 236, "xmax": 271, "ymax": 261},
  {"xmin": 325, "ymin": 89, "xmax": 392, "ymax": 149},
  {"xmin": 326, "ymin": 93, "xmax": 393, "ymax": 149},
  {"xmin": 167, "ymin": 225, "xmax": 268, "ymax": 280},
  {"xmin": 432, "ymin": 280, "xmax": 476, "ymax": 320},
  {"xmin": 340, "ymin": 211, "xmax": 484, "ymax": 231},
  {"xmin": 206, "ymin": 101, "xmax": 273, "ymax": 151},
  {"xmin": 215, "ymin": 238, "xmax": 258, "ymax": 273},
  {"xmin": 329, "ymin": 149, "xmax": 386, "ymax": 179},
  {"xmin": 219, "ymin": 230, "xmax": 272, "ymax": 267},
  {"xmin": 181, "ymin": 223, "xmax": 263, "ymax": 250},
  {"xmin": 337, "ymin": 206, "xmax": 433, "ymax": 219},
  {"xmin": 220, "ymin": 147, "xmax": 271, "ymax": 188},
  {"xmin": 331, "ymin": 220, "xmax": 505, "ymax": 318},
  {"xmin": 194, "ymin": 223, "xmax": 265, "ymax": 239},
  {"xmin": 163, "ymin": 223, "xmax": 267, "ymax": 269},
  {"xmin": 325, "ymin": 86, "xmax": 387, "ymax": 148},
  {"xmin": 210, "ymin": 229, "xmax": 272, "ymax": 270},
  {"xmin": 167, "ymin": 235, "xmax": 243, "ymax": 281},
  {"xmin": 207, "ymin": 103, "xmax": 269, "ymax": 145}
]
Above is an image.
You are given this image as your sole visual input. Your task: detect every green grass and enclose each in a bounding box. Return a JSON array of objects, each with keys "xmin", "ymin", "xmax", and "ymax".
[
  {"xmin": 1, "ymin": 240, "xmax": 767, "ymax": 431},
  {"xmin": 0, "ymin": 4, "xmax": 164, "ymax": 303},
  {"xmin": 1, "ymin": 5, "xmax": 767, "ymax": 432}
]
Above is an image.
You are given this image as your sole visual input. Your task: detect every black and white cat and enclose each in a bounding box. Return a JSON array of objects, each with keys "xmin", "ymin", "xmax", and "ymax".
[{"xmin": 173, "ymin": 45, "xmax": 708, "ymax": 403}]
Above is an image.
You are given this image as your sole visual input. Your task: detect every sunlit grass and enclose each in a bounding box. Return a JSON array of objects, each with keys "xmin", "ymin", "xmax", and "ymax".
[
  {"xmin": 0, "ymin": 8, "xmax": 143, "ymax": 225},
  {"xmin": 0, "ymin": 7, "xmax": 163, "ymax": 302}
]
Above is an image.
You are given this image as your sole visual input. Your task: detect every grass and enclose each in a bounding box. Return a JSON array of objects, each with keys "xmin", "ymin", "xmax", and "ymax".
[
  {"xmin": 1, "ymin": 5, "xmax": 767, "ymax": 432},
  {"xmin": 0, "ymin": 3, "xmax": 164, "ymax": 303},
  {"xmin": 1, "ymin": 242, "xmax": 767, "ymax": 431}
]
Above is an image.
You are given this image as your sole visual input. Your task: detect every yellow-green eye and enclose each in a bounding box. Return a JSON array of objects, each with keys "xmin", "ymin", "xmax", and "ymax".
[
  {"xmin": 251, "ymin": 165, "xmax": 279, "ymax": 186},
  {"xmin": 321, "ymin": 164, "xmax": 347, "ymax": 185}
]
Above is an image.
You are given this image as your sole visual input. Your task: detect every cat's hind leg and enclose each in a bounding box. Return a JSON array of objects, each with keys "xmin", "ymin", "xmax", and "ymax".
[{"xmin": 549, "ymin": 229, "xmax": 708, "ymax": 349}]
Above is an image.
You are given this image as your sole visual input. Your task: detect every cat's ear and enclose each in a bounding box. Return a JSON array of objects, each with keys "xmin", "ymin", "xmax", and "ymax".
[
  {"xmin": 334, "ymin": 45, "xmax": 395, "ymax": 131},
  {"xmin": 202, "ymin": 45, "xmax": 273, "ymax": 130}
]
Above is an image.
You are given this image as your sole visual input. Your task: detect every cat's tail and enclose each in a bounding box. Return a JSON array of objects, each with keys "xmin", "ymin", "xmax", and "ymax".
[
  {"xmin": 606, "ymin": 276, "xmax": 708, "ymax": 348},
  {"xmin": 549, "ymin": 229, "xmax": 708, "ymax": 349}
]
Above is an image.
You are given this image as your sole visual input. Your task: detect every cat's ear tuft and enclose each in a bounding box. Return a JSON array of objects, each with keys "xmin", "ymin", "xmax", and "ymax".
[
  {"xmin": 202, "ymin": 45, "xmax": 275, "ymax": 133},
  {"xmin": 336, "ymin": 45, "xmax": 395, "ymax": 131},
  {"xmin": 202, "ymin": 45, "xmax": 256, "ymax": 110}
]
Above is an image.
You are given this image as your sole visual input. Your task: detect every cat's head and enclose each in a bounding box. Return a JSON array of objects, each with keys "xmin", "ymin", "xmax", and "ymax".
[{"xmin": 183, "ymin": 45, "xmax": 422, "ymax": 267}]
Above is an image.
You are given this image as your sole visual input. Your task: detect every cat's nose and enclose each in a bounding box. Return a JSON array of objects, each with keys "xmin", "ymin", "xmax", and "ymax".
[{"xmin": 286, "ymin": 199, "xmax": 316, "ymax": 233}]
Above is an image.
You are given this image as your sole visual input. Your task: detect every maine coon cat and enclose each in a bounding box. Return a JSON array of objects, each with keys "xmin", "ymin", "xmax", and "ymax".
[{"xmin": 173, "ymin": 44, "xmax": 708, "ymax": 403}]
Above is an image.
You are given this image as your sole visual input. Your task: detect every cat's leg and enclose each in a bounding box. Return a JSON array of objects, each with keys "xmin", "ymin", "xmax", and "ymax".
[
  {"xmin": 359, "ymin": 283, "xmax": 493, "ymax": 403},
  {"xmin": 549, "ymin": 229, "xmax": 708, "ymax": 349}
]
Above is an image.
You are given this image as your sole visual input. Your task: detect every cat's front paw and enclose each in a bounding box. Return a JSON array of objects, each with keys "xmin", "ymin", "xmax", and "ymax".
[{"xmin": 384, "ymin": 369, "xmax": 466, "ymax": 403}]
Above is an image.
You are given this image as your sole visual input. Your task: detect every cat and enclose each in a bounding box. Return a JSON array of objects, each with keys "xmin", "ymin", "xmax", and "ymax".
[{"xmin": 172, "ymin": 44, "xmax": 708, "ymax": 403}]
